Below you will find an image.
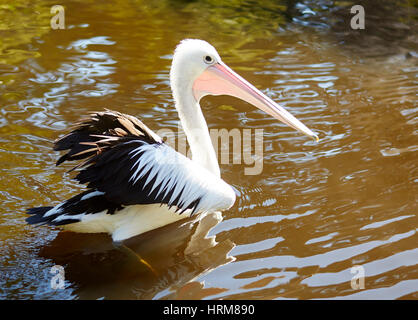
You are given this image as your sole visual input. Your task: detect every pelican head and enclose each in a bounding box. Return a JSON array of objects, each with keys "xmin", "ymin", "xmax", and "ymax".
[{"xmin": 170, "ymin": 39, "xmax": 318, "ymax": 142}]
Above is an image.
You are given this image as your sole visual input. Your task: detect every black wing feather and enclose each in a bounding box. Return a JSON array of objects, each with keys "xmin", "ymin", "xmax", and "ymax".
[
  {"xmin": 26, "ymin": 110, "xmax": 229, "ymax": 228},
  {"xmin": 53, "ymin": 110, "xmax": 203, "ymax": 212}
]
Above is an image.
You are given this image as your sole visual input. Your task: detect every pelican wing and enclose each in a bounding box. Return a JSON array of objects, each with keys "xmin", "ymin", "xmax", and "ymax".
[{"xmin": 53, "ymin": 110, "xmax": 235, "ymax": 215}]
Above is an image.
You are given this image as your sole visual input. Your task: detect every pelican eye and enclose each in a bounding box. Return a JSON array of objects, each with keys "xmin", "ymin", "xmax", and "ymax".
[{"xmin": 204, "ymin": 55, "xmax": 214, "ymax": 64}]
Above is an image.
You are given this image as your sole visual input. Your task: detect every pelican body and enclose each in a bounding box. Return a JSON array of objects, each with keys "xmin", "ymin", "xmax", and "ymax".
[{"xmin": 27, "ymin": 39, "xmax": 317, "ymax": 241}]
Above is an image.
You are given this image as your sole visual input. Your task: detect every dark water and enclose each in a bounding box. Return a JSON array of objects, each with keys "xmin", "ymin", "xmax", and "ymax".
[{"xmin": 0, "ymin": 0, "xmax": 417, "ymax": 299}]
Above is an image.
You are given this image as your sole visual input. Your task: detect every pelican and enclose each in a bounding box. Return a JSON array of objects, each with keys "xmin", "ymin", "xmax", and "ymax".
[{"xmin": 27, "ymin": 39, "xmax": 318, "ymax": 242}]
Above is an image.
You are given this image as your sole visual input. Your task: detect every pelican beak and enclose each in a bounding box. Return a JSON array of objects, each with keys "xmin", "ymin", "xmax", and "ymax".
[{"xmin": 193, "ymin": 62, "xmax": 319, "ymax": 142}]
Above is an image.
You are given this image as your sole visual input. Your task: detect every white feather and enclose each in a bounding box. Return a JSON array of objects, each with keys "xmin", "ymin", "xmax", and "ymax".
[
  {"xmin": 80, "ymin": 191, "xmax": 105, "ymax": 201},
  {"xmin": 126, "ymin": 142, "xmax": 235, "ymax": 214},
  {"xmin": 44, "ymin": 203, "xmax": 63, "ymax": 217}
]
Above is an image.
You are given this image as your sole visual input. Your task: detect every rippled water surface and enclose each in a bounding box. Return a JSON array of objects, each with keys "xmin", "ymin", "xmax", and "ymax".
[{"xmin": 0, "ymin": 0, "xmax": 417, "ymax": 299}]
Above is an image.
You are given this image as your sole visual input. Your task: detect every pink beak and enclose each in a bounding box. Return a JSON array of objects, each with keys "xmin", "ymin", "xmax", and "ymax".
[{"xmin": 193, "ymin": 62, "xmax": 319, "ymax": 142}]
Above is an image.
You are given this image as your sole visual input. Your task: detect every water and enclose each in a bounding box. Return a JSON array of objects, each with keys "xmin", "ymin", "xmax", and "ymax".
[{"xmin": 0, "ymin": 0, "xmax": 417, "ymax": 299}]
